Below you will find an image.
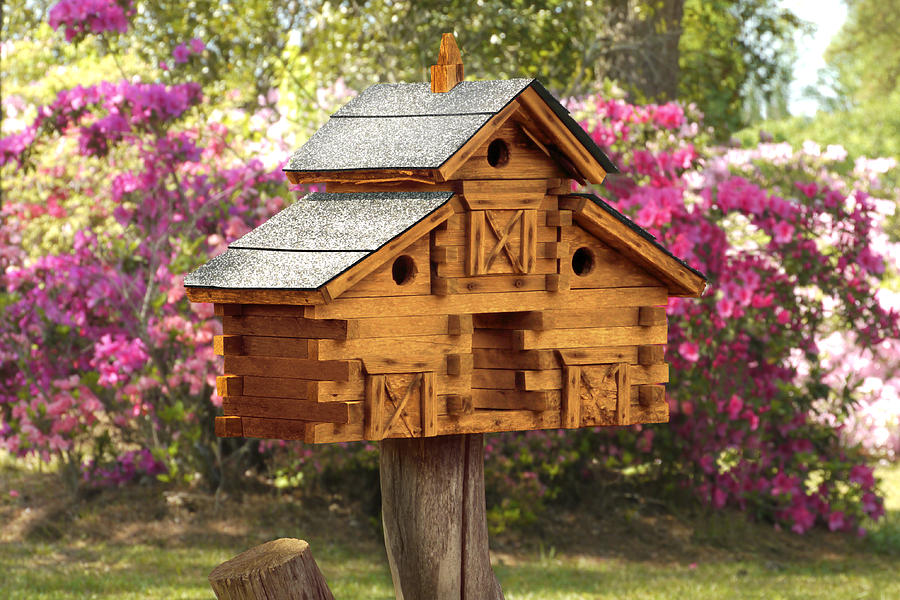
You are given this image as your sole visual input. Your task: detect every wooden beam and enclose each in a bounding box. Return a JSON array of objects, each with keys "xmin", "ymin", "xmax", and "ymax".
[
  {"xmin": 515, "ymin": 87, "xmax": 608, "ymax": 185},
  {"xmin": 186, "ymin": 287, "xmax": 327, "ymax": 306}
]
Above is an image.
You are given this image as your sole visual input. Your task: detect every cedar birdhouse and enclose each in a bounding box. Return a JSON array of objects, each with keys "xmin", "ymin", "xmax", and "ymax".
[{"xmin": 184, "ymin": 34, "xmax": 707, "ymax": 444}]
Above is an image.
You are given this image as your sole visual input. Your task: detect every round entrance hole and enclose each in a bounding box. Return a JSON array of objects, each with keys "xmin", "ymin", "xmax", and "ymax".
[
  {"xmin": 392, "ymin": 255, "xmax": 417, "ymax": 285},
  {"xmin": 572, "ymin": 247, "xmax": 595, "ymax": 277},
  {"xmin": 486, "ymin": 139, "xmax": 509, "ymax": 167}
]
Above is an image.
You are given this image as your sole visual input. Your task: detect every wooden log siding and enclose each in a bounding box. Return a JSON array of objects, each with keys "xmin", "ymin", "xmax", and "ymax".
[{"xmin": 210, "ymin": 262, "xmax": 671, "ymax": 440}]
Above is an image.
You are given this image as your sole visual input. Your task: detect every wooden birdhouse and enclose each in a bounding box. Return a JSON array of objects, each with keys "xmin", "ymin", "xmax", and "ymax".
[{"xmin": 184, "ymin": 34, "xmax": 707, "ymax": 445}]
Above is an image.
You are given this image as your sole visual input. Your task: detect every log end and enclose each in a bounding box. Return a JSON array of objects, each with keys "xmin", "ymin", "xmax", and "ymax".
[{"xmin": 209, "ymin": 538, "xmax": 334, "ymax": 600}]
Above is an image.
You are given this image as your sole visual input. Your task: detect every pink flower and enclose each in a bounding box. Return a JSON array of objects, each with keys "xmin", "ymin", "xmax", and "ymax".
[
  {"xmin": 679, "ymin": 341, "xmax": 700, "ymax": 363},
  {"xmin": 189, "ymin": 37, "xmax": 205, "ymax": 54},
  {"xmin": 726, "ymin": 395, "xmax": 743, "ymax": 420},
  {"xmin": 173, "ymin": 43, "xmax": 190, "ymax": 64},
  {"xmin": 772, "ymin": 221, "xmax": 794, "ymax": 244},
  {"xmin": 9, "ymin": 490, "xmax": 19, "ymax": 499},
  {"xmin": 827, "ymin": 511, "xmax": 846, "ymax": 532}
]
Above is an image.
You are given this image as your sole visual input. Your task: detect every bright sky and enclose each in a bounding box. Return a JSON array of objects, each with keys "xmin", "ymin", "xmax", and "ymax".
[{"xmin": 781, "ymin": 0, "xmax": 848, "ymax": 116}]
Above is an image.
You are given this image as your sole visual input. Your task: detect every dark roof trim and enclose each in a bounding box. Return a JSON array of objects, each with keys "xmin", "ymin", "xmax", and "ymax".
[{"xmin": 528, "ymin": 81, "xmax": 619, "ymax": 174}]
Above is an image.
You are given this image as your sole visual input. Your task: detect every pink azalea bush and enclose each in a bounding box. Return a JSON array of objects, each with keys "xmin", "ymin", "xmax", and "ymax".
[{"xmin": 1, "ymin": 6, "xmax": 297, "ymax": 489}]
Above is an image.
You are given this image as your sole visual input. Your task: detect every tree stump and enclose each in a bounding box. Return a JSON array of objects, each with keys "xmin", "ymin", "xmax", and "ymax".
[
  {"xmin": 380, "ymin": 433, "xmax": 504, "ymax": 600},
  {"xmin": 208, "ymin": 538, "xmax": 334, "ymax": 600}
]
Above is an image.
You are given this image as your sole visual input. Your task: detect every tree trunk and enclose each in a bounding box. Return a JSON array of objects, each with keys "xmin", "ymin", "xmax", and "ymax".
[
  {"xmin": 380, "ymin": 434, "xmax": 503, "ymax": 600},
  {"xmin": 208, "ymin": 538, "xmax": 334, "ymax": 600}
]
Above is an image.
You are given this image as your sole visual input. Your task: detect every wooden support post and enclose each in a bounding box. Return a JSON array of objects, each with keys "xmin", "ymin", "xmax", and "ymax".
[
  {"xmin": 380, "ymin": 434, "xmax": 504, "ymax": 600},
  {"xmin": 208, "ymin": 538, "xmax": 334, "ymax": 600}
]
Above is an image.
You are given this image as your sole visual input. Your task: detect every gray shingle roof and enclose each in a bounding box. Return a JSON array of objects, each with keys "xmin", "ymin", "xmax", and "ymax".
[
  {"xmin": 284, "ymin": 78, "xmax": 618, "ymax": 174},
  {"xmin": 184, "ymin": 191, "xmax": 453, "ymax": 290}
]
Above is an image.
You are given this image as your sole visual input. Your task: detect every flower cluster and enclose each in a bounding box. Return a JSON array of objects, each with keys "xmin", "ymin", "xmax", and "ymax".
[{"xmin": 48, "ymin": 0, "xmax": 130, "ymax": 42}]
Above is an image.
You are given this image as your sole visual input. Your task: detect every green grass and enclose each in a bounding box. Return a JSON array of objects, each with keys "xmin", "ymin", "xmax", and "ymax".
[{"xmin": 1, "ymin": 463, "xmax": 898, "ymax": 599}]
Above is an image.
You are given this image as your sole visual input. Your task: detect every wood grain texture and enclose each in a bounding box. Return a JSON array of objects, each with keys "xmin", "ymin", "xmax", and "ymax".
[
  {"xmin": 186, "ymin": 287, "xmax": 326, "ymax": 306},
  {"xmin": 380, "ymin": 435, "xmax": 504, "ymax": 600},
  {"xmin": 340, "ymin": 236, "xmax": 431, "ymax": 299},
  {"xmin": 309, "ymin": 287, "xmax": 668, "ymax": 319},
  {"xmin": 208, "ymin": 538, "xmax": 334, "ymax": 600},
  {"xmin": 516, "ymin": 87, "xmax": 607, "ymax": 185},
  {"xmin": 445, "ymin": 117, "xmax": 565, "ymax": 181},
  {"xmin": 461, "ymin": 179, "xmax": 547, "ymax": 209},
  {"xmin": 514, "ymin": 325, "xmax": 667, "ymax": 350},
  {"xmin": 560, "ymin": 194, "xmax": 706, "ymax": 297},
  {"xmin": 222, "ymin": 396, "xmax": 358, "ymax": 424},
  {"xmin": 223, "ymin": 356, "xmax": 359, "ymax": 381}
]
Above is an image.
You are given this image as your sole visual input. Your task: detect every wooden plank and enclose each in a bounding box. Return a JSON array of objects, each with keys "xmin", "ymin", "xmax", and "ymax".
[
  {"xmin": 214, "ymin": 304, "xmax": 242, "ymax": 317},
  {"xmin": 215, "ymin": 416, "xmax": 243, "ymax": 437},
  {"xmin": 472, "ymin": 329, "xmax": 514, "ymax": 350},
  {"xmin": 447, "ymin": 314, "xmax": 474, "ymax": 336},
  {"xmin": 472, "ymin": 348, "xmax": 558, "ymax": 370},
  {"xmin": 421, "ymin": 372, "xmax": 437, "ymax": 437},
  {"xmin": 446, "ymin": 394, "xmax": 474, "ymax": 416},
  {"xmin": 241, "ymin": 416, "xmax": 308, "ymax": 440},
  {"xmin": 241, "ymin": 305, "xmax": 306, "ymax": 317},
  {"xmin": 461, "ymin": 179, "xmax": 547, "ymax": 210},
  {"xmin": 431, "ymin": 246, "xmax": 459, "ymax": 263},
  {"xmin": 216, "ymin": 375, "xmax": 243, "ymax": 397},
  {"xmin": 186, "ymin": 287, "xmax": 326, "ymax": 306},
  {"xmin": 318, "ymin": 335, "xmax": 471, "ymax": 374},
  {"xmin": 514, "ymin": 325, "xmax": 667, "ymax": 351},
  {"xmin": 222, "ymin": 315, "xmax": 352, "ymax": 339},
  {"xmin": 638, "ymin": 306, "xmax": 667, "ymax": 326},
  {"xmin": 472, "ymin": 368, "xmax": 516, "ymax": 389},
  {"xmin": 630, "ymin": 363, "xmax": 669, "ymax": 385},
  {"xmin": 285, "ymin": 168, "xmax": 437, "ymax": 186},
  {"xmin": 355, "ymin": 315, "xmax": 452, "ymax": 338},
  {"xmin": 474, "ymin": 307, "xmax": 640, "ymax": 331},
  {"xmin": 638, "ymin": 345, "xmax": 665, "ymax": 365},
  {"xmin": 436, "ymin": 257, "xmax": 558, "ymax": 278},
  {"xmin": 560, "ymin": 195, "xmax": 706, "ymax": 297},
  {"xmin": 305, "ymin": 421, "xmax": 366, "ymax": 444},
  {"xmin": 223, "ymin": 355, "xmax": 359, "ymax": 381},
  {"xmin": 545, "ymin": 210, "xmax": 573, "ymax": 227},
  {"xmin": 517, "ymin": 122, "xmax": 551, "ymax": 157},
  {"xmin": 434, "ymin": 224, "xmax": 556, "ymax": 247},
  {"xmin": 515, "ymin": 369, "xmax": 562, "ymax": 391},
  {"xmin": 323, "ymin": 202, "xmax": 454, "ymax": 300},
  {"xmin": 365, "ymin": 375, "xmax": 385, "ymax": 440},
  {"xmin": 437, "ymin": 409, "xmax": 560, "ymax": 435},
  {"xmin": 638, "ymin": 384, "xmax": 666, "ymax": 407},
  {"xmin": 466, "ymin": 210, "xmax": 485, "ymax": 276},
  {"xmin": 223, "ymin": 396, "xmax": 357, "ymax": 424},
  {"xmin": 545, "ymin": 273, "xmax": 568, "ymax": 292},
  {"xmin": 562, "ymin": 366, "xmax": 581, "ymax": 428},
  {"xmin": 472, "ymin": 389, "xmax": 559, "ymax": 411},
  {"xmin": 326, "ymin": 180, "xmax": 457, "ymax": 193},
  {"xmin": 516, "ymin": 87, "xmax": 608, "ymax": 185},
  {"xmin": 309, "ymin": 287, "xmax": 668, "ymax": 319},
  {"xmin": 241, "ymin": 376, "xmax": 310, "ymax": 400},
  {"xmin": 521, "ymin": 209, "xmax": 537, "ymax": 273},
  {"xmin": 616, "ymin": 362, "xmax": 630, "ymax": 425},
  {"xmin": 433, "ymin": 274, "xmax": 547, "ymax": 295},
  {"xmin": 557, "ymin": 347, "xmax": 639, "ymax": 366},
  {"xmin": 238, "ymin": 336, "xmax": 314, "ymax": 359},
  {"xmin": 341, "ymin": 236, "xmax": 431, "ymax": 298}
]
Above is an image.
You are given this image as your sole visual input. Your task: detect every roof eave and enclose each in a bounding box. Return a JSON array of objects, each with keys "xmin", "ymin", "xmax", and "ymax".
[{"xmin": 559, "ymin": 194, "xmax": 707, "ymax": 298}]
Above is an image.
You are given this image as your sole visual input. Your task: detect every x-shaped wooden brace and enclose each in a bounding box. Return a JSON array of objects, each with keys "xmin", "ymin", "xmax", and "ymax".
[
  {"xmin": 483, "ymin": 209, "xmax": 526, "ymax": 273},
  {"xmin": 382, "ymin": 373, "xmax": 423, "ymax": 438}
]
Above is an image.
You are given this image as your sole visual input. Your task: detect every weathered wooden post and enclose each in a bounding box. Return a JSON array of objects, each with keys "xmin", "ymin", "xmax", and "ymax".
[{"xmin": 187, "ymin": 33, "xmax": 706, "ymax": 599}]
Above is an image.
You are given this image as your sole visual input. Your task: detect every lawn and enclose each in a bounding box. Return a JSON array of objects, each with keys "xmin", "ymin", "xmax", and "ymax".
[{"xmin": 1, "ymin": 461, "xmax": 898, "ymax": 599}]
